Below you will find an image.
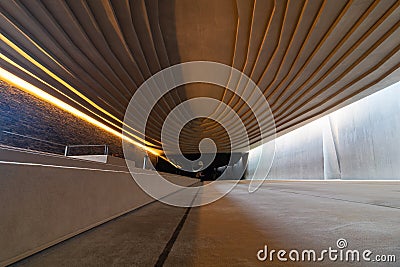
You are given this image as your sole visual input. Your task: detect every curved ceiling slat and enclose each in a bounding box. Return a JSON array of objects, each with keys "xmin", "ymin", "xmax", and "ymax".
[
  {"xmin": 0, "ymin": 1, "xmax": 129, "ymax": 116},
  {"xmin": 277, "ymin": 60, "xmax": 400, "ymax": 135},
  {"xmin": 90, "ymin": 0, "xmax": 145, "ymax": 87},
  {"xmin": 0, "ymin": 0, "xmax": 399, "ymax": 153},
  {"xmin": 32, "ymin": 0, "xmax": 132, "ymax": 109},
  {"xmin": 272, "ymin": 0, "xmax": 380, "ymax": 113},
  {"xmin": 267, "ymin": 0, "xmax": 352, "ymax": 103},
  {"xmin": 272, "ymin": 0, "xmax": 398, "ymax": 114},
  {"xmin": 63, "ymin": 0, "xmax": 136, "ymax": 99},
  {"xmin": 275, "ymin": 5, "xmax": 400, "ymax": 120},
  {"xmin": 276, "ymin": 23, "xmax": 400, "ymax": 125},
  {"xmin": 202, "ymin": 0, "xmax": 254, "ymax": 131}
]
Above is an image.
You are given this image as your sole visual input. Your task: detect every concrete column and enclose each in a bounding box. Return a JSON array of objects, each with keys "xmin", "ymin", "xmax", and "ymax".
[{"xmin": 322, "ymin": 116, "xmax": 341, "ymax": 179}]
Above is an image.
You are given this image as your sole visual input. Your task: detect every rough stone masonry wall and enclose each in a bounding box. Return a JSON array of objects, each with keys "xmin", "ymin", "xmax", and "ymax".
[{"xmin": 0, "ymin": 81, "xmax": 123, "ymax": 156}]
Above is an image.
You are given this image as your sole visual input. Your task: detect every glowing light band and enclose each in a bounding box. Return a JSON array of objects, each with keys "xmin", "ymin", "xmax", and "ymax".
[
  {"xmin": 0, "ymin": 67, "xmax": 162, "ymax": 157},
  {"xmin": 0, "ymin": 53, "xmax": 160, "ymax": 148},
  {"xmin": 0, "ymin": 33, "xmax": 161, "ymax": 146}
]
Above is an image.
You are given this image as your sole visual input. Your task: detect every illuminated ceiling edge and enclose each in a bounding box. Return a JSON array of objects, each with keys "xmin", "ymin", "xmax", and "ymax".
[
  {"xmin": 0, "ymin": 66, "xmax": 162, "ymax": 157},
  {"xmin": 0, "ymin": 33, "xmax": 162, "ymax": 147}
]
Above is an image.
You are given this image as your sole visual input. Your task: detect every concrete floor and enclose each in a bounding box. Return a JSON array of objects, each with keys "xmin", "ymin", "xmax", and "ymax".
[{"xmin": 12, "ymin": 181, "xmax": 400, "ymax": 267}]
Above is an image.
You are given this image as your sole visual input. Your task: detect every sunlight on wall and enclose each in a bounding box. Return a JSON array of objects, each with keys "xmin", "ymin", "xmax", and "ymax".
[{"xmin": 248, "ymin": 81, "xmax": 400, "ymax": 180}]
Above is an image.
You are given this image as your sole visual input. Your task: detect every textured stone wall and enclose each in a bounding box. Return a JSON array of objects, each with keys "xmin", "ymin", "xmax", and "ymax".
[{"xmin": 0, "ymin": 82, "xmax": 123, "ymax": 155}]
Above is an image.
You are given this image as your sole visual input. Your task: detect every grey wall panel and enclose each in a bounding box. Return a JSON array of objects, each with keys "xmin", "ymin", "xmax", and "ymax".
[
  {"xmin": 246, "ymin": 82, "xmax": 400, "ymax": 180},
  {"xmin": 330, "ymin": 83, "xmax": 400, "ymax": 179},
  {"xmin": 0, "ymin": 159, "xmax": 198, "ymax": 266},
  {"xmin": 247, "ymin": 119, "xmax": 324, "ymax": 180},
  {"xmin": 322, "ymin": 117, "xmax": 341, "ymax": 179},
  {"xmin": 266, "ymin": 120, "xmax": 324, "ymax": 179}
]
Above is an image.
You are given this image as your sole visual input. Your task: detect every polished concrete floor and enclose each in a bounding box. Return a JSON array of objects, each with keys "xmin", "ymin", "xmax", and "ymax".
[{"xmin": 12, "ymin": 181, "xmax": 400, "ymax": 267}]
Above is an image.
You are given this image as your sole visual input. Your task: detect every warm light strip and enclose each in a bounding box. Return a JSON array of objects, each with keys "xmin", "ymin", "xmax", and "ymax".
[
  {"xmin": 0, "ymin": 33, "xmax": 161, "ymax": 146},
  {"xmin": 0, "ymin": 53, "xmax": 160, "ymax": 148},
  {"xmin": 0, "ymin": 67, "xmax": 162, "ymax": 157}
]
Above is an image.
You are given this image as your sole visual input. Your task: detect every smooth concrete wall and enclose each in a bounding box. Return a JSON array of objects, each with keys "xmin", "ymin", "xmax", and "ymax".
[
  {"xmin": 0, "ymin": 159, "xmax": 197, "ymax": 266},
  {"xmin": 107, "ymin": 155, "xmax": 136, "ymax": 167},
  {"xmin": 70, "ymin": 155, "xmax": 136, "ymax": 168},
  {"xmin": 123, "ymin": 143, "xmax": 157, "ymax": 170},
  {"xmin": 69, "ymin": 154, "xmax": 109, "ymax": 163},
  {"xmin": 250, "ymin": 119, "xmax": 324, "ymax": 180},
  {"xmin": 329, "ymin": 82, "xmax": 400, "ymax": 179},
  {"xmin": 322, "ymin": 117, "xmax": 341, "ymax": 179},
  {"xmin": 246, "ymin": 82, "xmax": 400, "ymax": 180},
  {"xmin": 271, "ymin": 120, "xmax": 323, "ymax": 180}
]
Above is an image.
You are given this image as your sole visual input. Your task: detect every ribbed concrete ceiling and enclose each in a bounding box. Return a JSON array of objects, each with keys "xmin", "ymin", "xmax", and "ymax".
[{"xmin": 1, "ymin": 0, "xmax": 399, "ymax": 153}]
